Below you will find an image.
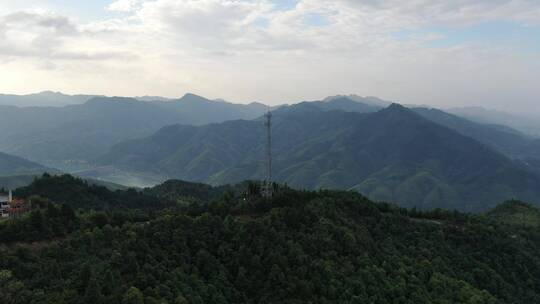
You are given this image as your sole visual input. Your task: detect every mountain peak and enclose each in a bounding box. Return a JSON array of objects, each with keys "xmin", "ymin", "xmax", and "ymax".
[
  {"xmin": 386, "ymin": 103, "xmax": 408, "ymax": 111},
  {"xmin": 325, "ymin": 96, "xmax": 357, "ymax": 104},
  {"xmin": 37, "ymin": 90, "xmax": 64, "ymax": 96},
  {"xmin": 84, "ymin": 96, "xmax": 140, "ymax": 106},
  {"xmin": 324, "ymin": 94, "xmax": 392, "ymax": 106},
  {"xmin": 180, "ymin": 93, "xmax": 210, "ymax": 101},
  {"xmin": 379, "ymin": 103, "xmax": 414, "ymax": 115},
  {"xmin": 373, "ymin": 103, "xmax": 428, "ymax": 124}
]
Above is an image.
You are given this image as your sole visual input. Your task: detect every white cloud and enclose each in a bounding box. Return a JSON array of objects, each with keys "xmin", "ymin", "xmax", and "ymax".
[
  {"xmin": 0, "ymin": 0, "xmax": 539, "ymax": 111},
  {"xmin": 107, "ymin": 0, "xmax": 141, "ymax": 12}
]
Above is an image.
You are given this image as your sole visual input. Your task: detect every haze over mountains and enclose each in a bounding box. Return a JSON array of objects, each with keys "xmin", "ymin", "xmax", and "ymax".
[
  {"xmin": 0, "ymin": 151, "xmax": 51, "ymax": 177},
  {"xmin": 447, "ymin": 107, "xmax": 540, "ymax": 137},
  {"xmin": 0, "ymin": 93, "xmax": 267, "ymax": 168},
  {"xmin": 2, "ymin": 91, "xmax": 540, "ymax": 211},
  {"xmin": 0, "ymin": 91, "xmax": 98, "ymax": 107},
  {"xmin": 98, "ymin": 101, "xmax": 540, "ymax": 211}
]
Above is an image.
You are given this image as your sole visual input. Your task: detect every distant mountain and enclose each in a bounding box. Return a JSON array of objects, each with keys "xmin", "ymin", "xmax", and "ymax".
[
  {"xmin": 300, "ymin": 97, "xmax": 382, "ymax": 113},
  {"xmin": 100, "ymin": 102, "xmax": 540, "ymax": 211},
  {"xmin": 276, "ymin": 98, "xmax": 540, "ymax": 174},
  {"xmin": 269, "ymin": 96, "xmax": 382, "ymax": 117},
  {"xmin": 0, "ymin": 151, "xmax": 52, "ymax": 177},
  {"xmin": 0, "ymin": 91, "xmax": 97, "ymax": 107},
  {"xmin": 0, "ymin": 93, "xmax": 268, "ymax": 167},
  {"xmin": 324, "ymin": 94, "xmax": 392, "ymax": 107},
  {"xmin": 134, "ymin": 95, "xmax": 173, "ymax": 102},
  {"xmin": 411, "ymin": 107, "xmax": 540, "ymax": 172},
  {"xmin": 154, "ymin": 93, "xmax": 269, "ymax": 125},
  {"xmin": 448, "ymin": 106, "xmax": 540, "ymax": 137}
]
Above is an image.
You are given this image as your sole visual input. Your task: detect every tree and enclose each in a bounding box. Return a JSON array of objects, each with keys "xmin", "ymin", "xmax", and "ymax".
[
  {"xmin": 0, "ymin": 270, "xmax": 31, "ymax": 304},
  {"xmin": 122, "ymin": 287, "xmax": 144, "ymax": 304},
  {"xmin": 175, "ymin": 295, "xmax": 189, "ymax": 304},
  {"xmin": 78, "ymin": 263, "xmax": 93, "ymax": 292},
  {"xmin": 82, "ymin": 277, "xmax": 103, "ymax": 304}
]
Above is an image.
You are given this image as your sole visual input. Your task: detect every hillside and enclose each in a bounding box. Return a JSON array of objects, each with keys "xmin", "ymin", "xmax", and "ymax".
[
  {"xmin": 0, "ymin": 93, "xmax": 268, "ymax": 167},
  {"xmin": 487, "ymin": 200, "xmax": 540, "ymax": 227},
  {"xmin": 412, "ymin": 107, "xmax": 540, "ymax": 171},
  {"xmin": 0, "ymin": 174, "xmax": 127, "ymax": 191},
  {"xmin": 277, "ymin": 97, "xmax": 540, "ymax": 172},
  {"xmin": 0, "ymin": 176, "xmax": 539, "ymax": 303},
  {"xmin": 13, "ymin": 174, "xmax": 166, "ymax": 210},
  {"xmin": 100, "ymin": 103, "xmax": 540, "ymax": 211},
  {"xmin": 275, "ymin": 98, "xmax": 540, "ymax": 172},
  {"xmin": 0, "ymin": 151, "xmax": 52, "ymax": 177}
]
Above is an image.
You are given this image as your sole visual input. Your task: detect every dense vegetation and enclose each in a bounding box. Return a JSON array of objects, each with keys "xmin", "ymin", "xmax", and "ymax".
[
  {"xmin": 14, "ymin": 174, "xmax": 171, "ymax": 210},
  {"xmin": 487, "ymin": 200, "xmax": 540, "ymax": 227},
  {"xmin": 101, "ymin": 101, "xmax": 540, "ymax": 211},
  {"xmin": 5, "ymin": 95, "xmax": 540, "ymax": 210},
  {"xmin": 1, "ymin": 175, "xmax": 540, "ymax": 303},
  {"xmin": 412, "ymin": 107, "xmax": 540, "ymax": 172}
]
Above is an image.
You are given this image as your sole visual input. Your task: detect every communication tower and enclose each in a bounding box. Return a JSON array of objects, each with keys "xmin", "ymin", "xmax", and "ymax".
[{"xmin": 261, "ymin": 110, "xmax": 273, "ymax": 198}]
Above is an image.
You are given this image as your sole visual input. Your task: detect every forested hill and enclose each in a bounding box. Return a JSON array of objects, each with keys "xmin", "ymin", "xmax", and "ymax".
[
  {"xmin": 100, "ymin": 102, "xmax": 540, "ymax": 211},
  {"xmin": 0, "ymin": 151, "xmax": 52, "ymax": 177},
  {"xmin": 1, "ymin": 175, "xmax": 539, "ymax": 303},
  {"xmin": 0, "ymin": 93, "xmax": 267, "ymax": 165}
]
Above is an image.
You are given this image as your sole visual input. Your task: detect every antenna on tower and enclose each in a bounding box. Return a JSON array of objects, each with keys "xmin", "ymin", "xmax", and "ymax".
[{"xmin": 261, "ymin": 109, "xmax": 273, "ymax": 199}]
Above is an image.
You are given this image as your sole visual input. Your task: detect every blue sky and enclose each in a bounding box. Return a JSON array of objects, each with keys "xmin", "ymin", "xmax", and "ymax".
[
  {"xmin": 1, "ymin": 0, "xmax": 114, "ymax": 20},
  {"xmin": 394, "ymin": 21, "xmax": 540, "ymax": 53},
  {"xmin": 0, "ymin": 0, "xmax": 539, "ymax": 112}
]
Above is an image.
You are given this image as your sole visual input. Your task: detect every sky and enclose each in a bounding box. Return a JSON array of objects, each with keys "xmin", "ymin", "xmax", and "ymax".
[{"xmin": 0, "ymin": 0, "xmax": 539, "ymax": 112}]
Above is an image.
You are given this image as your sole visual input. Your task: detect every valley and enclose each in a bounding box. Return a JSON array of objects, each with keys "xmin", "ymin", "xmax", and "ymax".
[{"xmin": 2, "ymin": 93, "xmax": 540, "ymax": 212}]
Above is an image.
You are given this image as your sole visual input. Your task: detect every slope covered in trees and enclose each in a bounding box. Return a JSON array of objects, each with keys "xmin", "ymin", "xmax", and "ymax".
[
  {"xmin": 0, "ymin": 152, "xmax": 53, "ymax": 177},
  {"xmin": 14, "ymin": 174, "xmax": 169, "ymax": 210},
  {"xmin": 412, "ymin": 107, "xmax": 540, "ymax": 172},
  {"xmin": 100, "ymin": 102, "xmax": 540, "ymax": 211},
  {"xmin": 0, "ymin": 175, "xmax": 539, "ymax": 303}
]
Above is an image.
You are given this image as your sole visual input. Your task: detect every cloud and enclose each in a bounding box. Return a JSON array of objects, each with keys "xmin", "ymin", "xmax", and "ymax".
[
  {"xmin": 0, "ymin": 11, "xmax": 134, "ymax": 61},
  {"xmin": 107, "ymin": 0, "xmax": 141, "ymax": 12},
  {"xmin": 0, "ymin": 0, "xmax": 539, "ymax": 111}
]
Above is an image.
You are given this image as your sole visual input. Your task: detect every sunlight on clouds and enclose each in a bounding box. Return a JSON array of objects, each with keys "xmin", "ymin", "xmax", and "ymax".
[
  {"xmin": 107, "ymin": 0, "xmax": 140, "ymax": 12},
  {"xmin": 0, "ymin": 0, "xmax": 539, "ymax": 110}
]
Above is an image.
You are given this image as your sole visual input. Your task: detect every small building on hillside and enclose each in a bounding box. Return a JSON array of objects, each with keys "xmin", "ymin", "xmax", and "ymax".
[
  {"xmin": 9, "ymin": 198, "xmax": 28, "ymax": 218},
  {"xmin": 0, "ymin": 190, "xmax": 28, "ymax": 219},
  {"xmin": 0, "ymin": 190, "xmax": 12, "ymax": 219}
]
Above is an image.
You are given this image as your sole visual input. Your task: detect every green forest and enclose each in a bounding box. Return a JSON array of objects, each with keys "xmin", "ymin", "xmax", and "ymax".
[{"xmin": 1, "ymin": 174, "xmax": 539, "ymax": 303}]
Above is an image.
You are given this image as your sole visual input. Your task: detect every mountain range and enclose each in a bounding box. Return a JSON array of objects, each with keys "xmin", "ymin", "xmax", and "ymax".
[
  {"xmin": 448, "ymin": 106, "xmax": 540, "ymax": 137},
  {"xmin": 3, "ymin": 91, "xmax": 540, "ymax": 211},
  {"xmin": 99, "ymin": 101, "xmax": 540, "ymax": 211},
  {"xmin": 0, "ymin": 91, "xmax": 97, "ymax": 107},
  {"xmin": 0, "ymin": 93, "xmax": 267, "ymax": 168},
  {"xmin": 279, "ymin": 98, "xmax": 540, "ymax": 174}
]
